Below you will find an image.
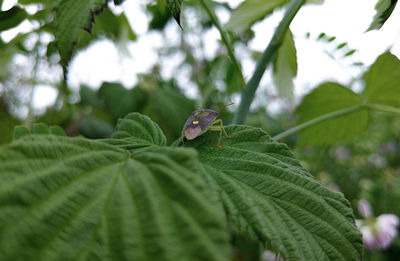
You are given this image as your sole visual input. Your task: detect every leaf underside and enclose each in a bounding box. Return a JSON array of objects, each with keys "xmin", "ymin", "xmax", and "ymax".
[
  {"xmin": 0, "ymin": 113, "xmax": 363, "ymax": 260},
  {"xmin": 295, "ymin": 82, "xmax": 368, "ymax": 146},
  {"xmin": 363, "ymin": 52, "xmax": 400, "ymax": 106}
]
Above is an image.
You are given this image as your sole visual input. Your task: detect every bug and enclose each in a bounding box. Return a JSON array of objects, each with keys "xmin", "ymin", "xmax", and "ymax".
[{"xmin": 182, "ymin": 103, "xmax": 234, "ymax": 147}]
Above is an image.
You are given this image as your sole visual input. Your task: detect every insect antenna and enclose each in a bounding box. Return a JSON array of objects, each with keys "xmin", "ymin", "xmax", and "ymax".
[{"xmin": 217, "ymin": 102, "xmax": 234, "ymax": 113}]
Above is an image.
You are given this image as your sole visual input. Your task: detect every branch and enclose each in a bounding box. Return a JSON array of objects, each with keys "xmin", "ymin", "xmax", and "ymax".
[
  {"xmin": 199, "ymin": 0, "xmax": 245, "ymax": 88},
  {"xmin": 233, "ymin": 0, "xmax": 305, "ymax": 124}
]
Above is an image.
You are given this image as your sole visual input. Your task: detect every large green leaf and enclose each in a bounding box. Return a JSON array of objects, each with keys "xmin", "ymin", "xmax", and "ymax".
[
  {"xmin": 295, "ymin": 82, "xmax": 368, "ymax": 146},
  {"xmin": 363, "ymin": 52, "xmax": 400, "ymax": 106},
  {"xmin": 273, "ymin": 29, "xmax": 297, "ymax": 103},
  {"xmin": 367, "ymin": 0, "xmax": 398, "ymax": 31},
  {"xmin": 0, "ymin": 113, "xmax": 363, "ymax": 260},
  {"xmin": 0, "ymin": 6, "xmax": 28, "ymax": 32},
  {"xmin": 184, "ymin": 125, "xmax": 363, "ymax": 260},
  {"xmin": 224, "ymin": 0, "xmax": 288, "ymax": 33},
  {"xmin": 0, "ymin": 119, "xmax": 230, "ymax": 261}
]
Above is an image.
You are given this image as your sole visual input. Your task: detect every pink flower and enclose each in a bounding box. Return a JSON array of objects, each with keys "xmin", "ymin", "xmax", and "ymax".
[
  {"xmin": 358, "ymin": 199, "xmax": 372, "ymax": 218},
  {"xmin": 356, "ymin": 200, "xmax": 399, "ymax": 250},
  {"xmin": 375, "ymin": 214, "xmax": 399, "ymax": 249}
]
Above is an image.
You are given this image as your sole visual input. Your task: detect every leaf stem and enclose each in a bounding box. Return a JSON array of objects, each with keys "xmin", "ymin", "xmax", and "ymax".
[
  {"xmin": 273, "ymin": 105, "xmax": 364, "ymax": 141},
  {"xmin": 199, "ymin": 0, "xmax": 245, "ymax": 87},
  {"xmin": 233, "ymin": 0, "xmax": 305, "ymax": 124},
  {"xmin": 366, "ymin": 103, "xmax": 400, "ymax": 114}
]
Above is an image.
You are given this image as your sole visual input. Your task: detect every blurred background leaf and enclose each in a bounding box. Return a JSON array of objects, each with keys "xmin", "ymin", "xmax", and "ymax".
[
  {"xmin": 272, "ymin": 29, "xmax": 297, "ymax": 103},
  {"xmin": 0, "ymin": 6, "xmax": 27, "ymax": 32},
  {"xmin": 368, "ymin": 0, "xmax": 398, "ymax": 31},
  {"xmin": 363, "ymin": 52, "xmax": 400, "ymax": 106},
  {"xmin": 295, "ymin": 82, "xmax": 368, "ymax": 146}
]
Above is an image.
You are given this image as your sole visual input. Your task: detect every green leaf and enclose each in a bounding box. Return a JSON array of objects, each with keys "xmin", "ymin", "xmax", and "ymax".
[
  {"xmin": 105, "ymin": 112, "xmax": 167, "ymax": 149},
  {"xmin": 18, "ymin": 0, "xmax": 50, "ymax": 4},
  {"xmin": 148, "ymin": 86, "xmax": 196, "ymax": 142},
  {"xmin": 98, "ymin": 82, "xmax": 148, "ymax": 120},
  {"xmin": 55, "ymin": 0, "xmax": 109, "ymax": 64},
  {"xmin": 295, "ymin": 82, "xmax": 368, "ymax": 146},
  {"xmin": 13, "ymin": 124, "xmax": 66, "ymax": 141},
  {"xmin": 224, "ymin": 0, "xmax": 288, "ymax": 33},
  {"xmin": 273, "ymin": 29, "xmax": 297, "ymax": 103},
  {"xmin": 367, "ymin": 0, "xmax": 398, "ymax": 31},
  {"xmin": 0, "ymin": 6, "xmax": 28, "ymax": 32},
  {"xmin": 224, "ymin": 0, "xmax": 322, "ymax": 33},
  {"xmin": 165, "ymin": 0, "xmax": 183, "ymax": 28},
  {"xmin": 79, "ymin": 115, "xmax": 114, "ymax": 139},
  {"xmin": 363, "ymin": 52, "xmax": 400, "ymax": 106},
  {"xmin": 0, "ymin": 129, "xmax": 230, "ymax": 260},
  {"xmin": 13, "ymin": 126, "xmax": 30, "ymax": 140},
  {"xmin": 147, "ymin": 1, "xmax": 172, "ymax": 31},
  {"xmin": 184, "ymin": 125, "xmax": 363, "ymax": 260},
  {"xmin": 0, "ymin": 108, "xmax": 20, "ymax": 144},
  {"xmin": 33, "ymin": 123, "xmax": 51, "ymax": 134},
  {"xmin": 80, "ymin": 85, "xmax": 103, "ymax": 109},
  {"xmin": 90, "ymin": 8, "xmax": 136, "ymax": 41},
  {"xmin": 49, "ymin": 126, "xmax": 66, "ymax": 136}
]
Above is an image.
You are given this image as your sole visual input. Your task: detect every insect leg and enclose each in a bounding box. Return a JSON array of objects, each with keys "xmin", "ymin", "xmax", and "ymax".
[
  {"xmin": 209, "ymin": 119, "xmax": 233, "ymax": 138},
  {"xmin": 209, "ymin": 119, "xmax": 233, "ymax": 146}
]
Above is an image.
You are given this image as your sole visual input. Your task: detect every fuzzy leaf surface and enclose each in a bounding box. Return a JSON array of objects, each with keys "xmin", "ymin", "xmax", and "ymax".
[
  {"xmin": 184, "ymin": 125, "xmax": 363, "ymax": 260},
  {"xmin": 0, "ymin": 121, "xmax": 230, "ymax": 261},
  {"xmin": 105, "ymin": 112, "xmax": 167, "ymax": 150}
]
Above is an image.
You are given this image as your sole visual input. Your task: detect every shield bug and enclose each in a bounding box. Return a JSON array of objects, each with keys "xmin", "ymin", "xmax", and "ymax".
[{"xmin": 182, "ymin": 103, "xmax": 234, "ymax": 147}]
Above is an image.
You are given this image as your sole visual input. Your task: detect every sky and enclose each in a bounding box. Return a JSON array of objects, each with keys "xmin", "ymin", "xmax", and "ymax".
[{"xmin": 1, "ymin": 0, "xmax": 400, "ymax": 110}]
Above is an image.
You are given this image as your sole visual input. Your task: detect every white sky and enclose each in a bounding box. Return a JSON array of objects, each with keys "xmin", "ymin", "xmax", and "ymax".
[{"xmin": 1, "ymin": 0, "xmax": 400, "ymax": 110}]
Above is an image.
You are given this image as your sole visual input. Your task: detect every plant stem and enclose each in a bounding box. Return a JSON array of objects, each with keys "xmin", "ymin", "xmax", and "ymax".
[
  {"xmin": 233, "ymin": 0, "xmax": 305, "ymax": 124},
  {"xmin": 199, "ymin": 0, "xmax": 245, "ymax": 88},
  {"xmin": 273, "ymin": 105, "xmax": 364, "ymax": 141},
  {"xmin": 366, "ymin": 103, "xmax": 400, "ymax": 114}
]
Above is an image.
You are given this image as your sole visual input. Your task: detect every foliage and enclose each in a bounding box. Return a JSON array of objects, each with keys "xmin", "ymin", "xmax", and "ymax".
[
  {"xmin": 0, "ymin": 6, "xmax": 28, "ymax": 32},
  {"xmin": 0, "ymin": 113, "xmax": 363, "ymax": 260},
  {"xmin": 272, "ymin": 29, "xmax": 297, "ymax": 103},
  {"xmin": 368, "ymin": 0, "xmax": 398, "ymax": 31},
  {"xmin": 292, "ymin": 52, "xmax": 400, "ymax": 146},
  {"xmin": 0, "ymin": 0, "xmax": 400, "ymax": 260}
]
